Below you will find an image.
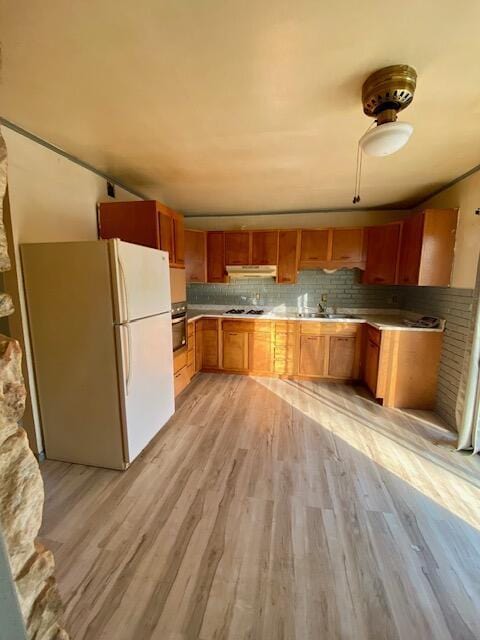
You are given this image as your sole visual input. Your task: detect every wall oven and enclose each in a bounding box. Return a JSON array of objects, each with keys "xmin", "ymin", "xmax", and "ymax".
[{"xmin": 171, "ymin": 302, "xmax": 187, "ymax": 352}]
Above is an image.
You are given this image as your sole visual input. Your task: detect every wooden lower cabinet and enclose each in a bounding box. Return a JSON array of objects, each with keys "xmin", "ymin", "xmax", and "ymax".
[
  {"xmin": 364, "ymin": 328, "xmax": 381, "ymax": 395},
  {"xmin": 248, "ymin": 332, "xmax": 272, "ymax": 373},
  {"xmin": 361, "ymin": 327, "xmax": 443, "ymax": 409},
  {"xmin": 176, "ymin": 318, "xmax": 443, "ymax": 411},
  {"xmin": 299, "ymin": 335, "xmax": 326, "ymax": 376},
  {"xmin": 173, "ymin": 348, "xmax": 190, "ymax": 397},
  {"xmin": 223, "ymin": 331, "xmax": 249, "ymax": 370},
  {"xmin": 328, "ymin": 336, "xmax": 356, "ymax": 379},
  {"xmin": 202, "ymin": 319, "xmax": 220, "ymax": 368},
  {"xmin": 195, "ymin": 321, "xmax": 203, "ymax": 373}
]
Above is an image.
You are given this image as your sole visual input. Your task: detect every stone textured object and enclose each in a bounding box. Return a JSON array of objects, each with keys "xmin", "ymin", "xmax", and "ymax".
[
  {"xmin": 0, "ymin": 131, "xmax": 10, "ymax": 271},
  {"xmin": 0, "ymin": 130, "xmax": 69, "ymax": 637}
]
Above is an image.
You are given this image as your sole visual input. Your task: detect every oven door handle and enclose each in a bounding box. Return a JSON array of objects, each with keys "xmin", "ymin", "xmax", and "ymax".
[{"xmin": 172, "ymin": 317, "xmax": 186, "ymax": 324}]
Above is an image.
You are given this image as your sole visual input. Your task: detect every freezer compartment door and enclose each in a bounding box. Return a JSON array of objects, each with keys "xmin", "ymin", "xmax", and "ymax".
[
  {"xmin": 116, "ymin": 312, "xmax": 174, "ymax": 462},
  {"xmin": 112, "ymin": 239, "xmax": 171, "ymax": 323}
]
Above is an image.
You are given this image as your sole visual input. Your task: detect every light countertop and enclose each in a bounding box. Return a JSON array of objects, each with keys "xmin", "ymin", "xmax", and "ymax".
[{"xmin": 186, "ymin": 306, "xmax": 445, "ymax": 332}]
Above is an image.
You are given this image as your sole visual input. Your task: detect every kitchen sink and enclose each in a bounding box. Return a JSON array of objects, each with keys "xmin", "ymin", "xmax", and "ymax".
[
  {"xmin": 297, "ymin": 312, "xmax": 324, "ymax": 318},
  {"xmin": 297, "ymin": 312, "xmax": 357, "ymax": 319}
]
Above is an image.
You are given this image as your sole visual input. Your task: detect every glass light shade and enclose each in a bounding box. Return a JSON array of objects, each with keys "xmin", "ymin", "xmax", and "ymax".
[{"xmin": 359, "ymin": 121, "xmax": 413, "ymax": 157}]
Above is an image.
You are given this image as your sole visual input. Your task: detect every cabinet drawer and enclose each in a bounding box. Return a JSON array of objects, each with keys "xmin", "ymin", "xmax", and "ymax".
[
  {"xmin": 222, "ymin": 319, "xmax": 272, "ymax": 333},
  {"xmin": 202, "ymin": 319, "xmax": 218, "ymax": 331},
  {"xmin": 274, "ymin": 321, "xmax": 298, "ymax": 333},
  {"xmin": 188, "ymin": 322, "xmax": 194, "ymax": 338},
  {"xmin": 187, "ymin": 363, "xmax": 195, "ymax": 379},
  {"xmin": 174, "ymin": 349, "xmax": 187, "ymax": 373},
  {"xmin": 301, "ymin": 322, "xmax": 359, "ymax": 336},
  {"xmin": 187, "ymin": 348, "xmax": 194, "ymax": 366},
  {"xmin": 174, "ymin": 366, "xmax": 190, "ymax": 396}
]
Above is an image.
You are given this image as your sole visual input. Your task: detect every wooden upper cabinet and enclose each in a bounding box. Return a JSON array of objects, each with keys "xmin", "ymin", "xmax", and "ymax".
[
  {"xmin": 225, "ymin": 232, "xmax": 251, "ymax": 265},
  {"xmin": 363, "ymin": 223, "xmax": 401, "ymax": 285},
  {"xmin": 251, "ymin": 231, "xmax": 278, "ymax": 265},
  {"xmin": 98, "ymin": 201, "xmax": 160, "ymax": 249},
  {"xmin": 397, "ymin": 214, "xmax": 424, "ymax": 285},
  {"xmin": 207, "ymin": 231, "xmax": 226, "ymax": 283},
  {"xmin": 158, "ymin": 210, "xmax": 174, "ymax": 256},
  {"xmin": 173, "ymin": 214, "xmax": 185, "ymax": 266},
  {"xmin": 299, "ymin": 230, "xmax": 329, "ymax": 267},
  {"xmin": 277, "ymin": 230, "xmax": 299, "ymax": 284},
  {"xmin": 97, "ymin": 200, "xmax": 185, "ymax": 267},
  {"xmin": 397, "ymin": 209, "xmax": 457, "ymax": 286},
  {"xmin": 185, "ymin": 229, "xmax": 207, "ymax": 283},
  {"xmin": 331, "ymin": 228, "xmax": 365, "ymax": 264},
  {"xmin": 157, "ymin": 204, "xmax": 185, "ymax": 267}
]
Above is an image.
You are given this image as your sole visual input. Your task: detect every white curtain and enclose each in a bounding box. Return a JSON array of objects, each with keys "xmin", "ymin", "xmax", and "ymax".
[{"xmin": 457, "ymin": 256, "xmax": 480, "ymax": 453}]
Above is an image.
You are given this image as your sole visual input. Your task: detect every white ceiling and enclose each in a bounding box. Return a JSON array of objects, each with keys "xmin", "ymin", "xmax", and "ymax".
[{"xmin": 2, "ymin": 0, "xmax": 480, "ymax": 215}]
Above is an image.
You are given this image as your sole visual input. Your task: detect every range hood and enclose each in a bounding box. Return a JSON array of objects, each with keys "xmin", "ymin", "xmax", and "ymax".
[{"xmin": 226, "ymin": 265, "xmax": 277, "ymax": 281}]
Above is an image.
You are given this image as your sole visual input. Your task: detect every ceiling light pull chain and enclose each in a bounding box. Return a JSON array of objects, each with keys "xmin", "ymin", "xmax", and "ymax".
[
  {"xmin": 352, "ymin": 142, "xmax": 362, "ymax": 204},
  {"xmin": 353, "ymin": 121, "xmax": 375, "ymax": 204}
]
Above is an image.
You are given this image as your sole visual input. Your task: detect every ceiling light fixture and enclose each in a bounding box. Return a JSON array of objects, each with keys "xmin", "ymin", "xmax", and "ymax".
[{"xmin": 353, "ymin": 64, "xmax": 417, "ymax": 203}]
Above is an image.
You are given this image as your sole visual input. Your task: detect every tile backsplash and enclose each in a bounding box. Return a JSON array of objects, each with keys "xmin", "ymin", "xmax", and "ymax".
[
  {"xmin": 187, "ymin": 268, "xmax": 476, "ymax": 431},
  {"xmin": 187, "ymin": 269, "xmax": 401, "ymax": 310},
  {"xmin": 402, "ymin": 285, "xmax": 475, "ymax": 429}
]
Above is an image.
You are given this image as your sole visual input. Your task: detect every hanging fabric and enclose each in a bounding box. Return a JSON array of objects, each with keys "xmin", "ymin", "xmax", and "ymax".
[{"xmin": 456, "ymin": 255, "xmax": 480, "ymax": 453}]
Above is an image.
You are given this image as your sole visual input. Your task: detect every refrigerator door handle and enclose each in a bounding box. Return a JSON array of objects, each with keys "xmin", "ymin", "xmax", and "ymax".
[
  {"xmin": 118, "ymin": 257, "xmax": 130, "ymax": 322},
  {"xmin": 122, "ymin": 323, "xmax": 132, "ymax": 395}
]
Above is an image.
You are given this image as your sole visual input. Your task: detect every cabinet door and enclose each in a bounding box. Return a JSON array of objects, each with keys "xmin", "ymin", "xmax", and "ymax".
[
  {"xmin": 299, "ymin": 230, "xmax": 329, "ymax": 267},
  {"xmin": 172, "ymin": 215, "xmax": 185, "ymax": 266},
  {"xmin": 251, "ymin": 231, "xmax": 278, "ymax": 265},
  {"xmin": 207, "ymin": 232, "xmax": 226, "ymax": 283},
  {"xmin": 202, "ymin": 320, "xmax": 219, "ymax": 368},
  {"xmin": 363, "ymin": 223, "xmax": 401, "ymax": 285},
  {"xmin": 331, "ymin": 228, "xmax": 364, "ymax": 263},
  {"xmin": 225, "ymin": 232, "xmax": 251, "ymax": 265},
  {"xmin": 223, "ymin": 331, "xmax": 249, "ymax": 370},
  {"xmin": 277, "ymin": 230, "xmax": 299, "ymax": 284},
  {"xmin": 248, "ymin": 332, "xmax": 272, "ymax": 373},
  {"xmin": 195, "ymin": 321, "xmax": 203, "ymax": 372},
  {"xmin": 328, "ymin": 336, "xmax": 356, "ymax": 378},
  {"xmin": 98, "ymin": 201, "xmax": 159, "ymax": 248},
  {"xmin": 299, "ymin": 335, "xmax": 326, "ymax": 376},
  {"xmin": 185, "ymin": 230, "xmax": 207, "ymax": 283},
  {"xmin": 159, "ymin": 212, "xmax": 174, "ymax": 259},
  {"xmin": 397, "ymin": 213, "xmax": 424, "ymax": 285},
  {"xmin": 364, "ymin": 337, "xmax": 380, "ymax": 396}
]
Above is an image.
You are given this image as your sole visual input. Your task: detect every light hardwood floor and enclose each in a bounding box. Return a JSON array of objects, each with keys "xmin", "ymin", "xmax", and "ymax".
[{"xmin": 40, "ymin": 373, "xmax": 480, "ymax": 640}]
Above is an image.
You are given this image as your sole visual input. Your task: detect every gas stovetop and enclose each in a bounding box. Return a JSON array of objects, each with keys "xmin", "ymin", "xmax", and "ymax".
[{"xmin": 224, "ymin": 308, "xmax": 265, "ymax": 316}]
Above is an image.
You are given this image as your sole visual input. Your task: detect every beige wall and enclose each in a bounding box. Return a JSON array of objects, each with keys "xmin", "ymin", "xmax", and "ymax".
[
  {"xmin": 1, "ymin": 126, "xmax": 142, "ymax": 453},
  {"xmin": 184, "ymin": 209, "xmax": 410, "ymax": 231},
  {"xmin": 418, "ymin": 172, "xmax": 480, "ymax": 289}
]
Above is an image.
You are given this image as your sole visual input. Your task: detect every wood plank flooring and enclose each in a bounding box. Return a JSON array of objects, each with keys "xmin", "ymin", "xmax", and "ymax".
[{"xmin": 39, "ymin": 373, "xmax": 480, "ymax": 640}]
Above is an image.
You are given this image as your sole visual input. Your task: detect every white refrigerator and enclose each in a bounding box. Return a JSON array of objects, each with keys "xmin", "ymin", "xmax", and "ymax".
[{"xmin": 21, "ymin": 239, "xmax": 175, "ymax": 469}]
